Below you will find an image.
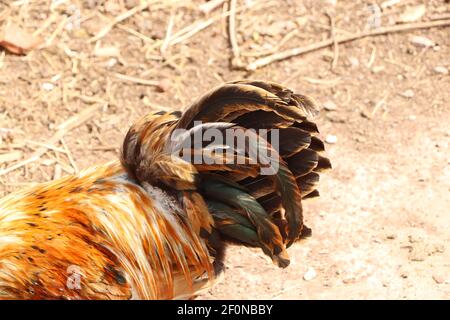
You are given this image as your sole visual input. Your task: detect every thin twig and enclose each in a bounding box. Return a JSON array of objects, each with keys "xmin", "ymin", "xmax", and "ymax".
[
  {"xmin": 117, "ymin": 24, "xmax": 155, "ymax": 44},
  {"xmin": 33, "ymin": 12, "xmax": 58, "ymax": 37},
  {"xmin": 68, "ymin": 93, "xmax": 107, "ymax": 105},
  {"xmin": 245, "ymin": 19, "xmax": 450, "ymax": 71},
  {"xmin": 325, "ymin": 11, "xmax": 339, "ymax": 71},
  {"xmin": 56, "ymin": 104, "xmax": 104, "ymax": 132},
  {"xmin": 371, "ymin": 92, "xmax": 389, "ymax": 117},
  {"xmin": 430, "ymin": 13, "xmax": 450, "ymax": 21},
  {"xmin": 366, "ymin": 45, "xmax": 376, "ymax": 68},
  {"xmin": 169, "ymin": 17, "xmax": 216, "ymax": 47},
  {"xmin": 241, "ymin": 29, "xmax": 298, "ymax": 58},
  {"xmin": 44, "ymin": 16, "xmax": 68, "ymax": 47},
  {"xmin": 88, "ymin": 1, "xmax": 151, "ymax": 43},
  {"xmin": 0, "ymin": 151, "xmax": 22, "ymax": 164},
  {"xmin": 0, "ymin": 51, "xmax": 5, "ymax": 69},
  {"xmin": 24, "ymin": 140, "xmax": 66, "ymax": 154},
  {"xmin": 160, "ymin": 11, "xmax": 176, "ymax": 55},
  {"xmin": 113, "ymin": 72, "xmax": 163, "ymax": 88},
  {"xmin": 228, "ymin": 0, "xmax": 243, "ymax": 69},
  {"xmin": 199, "ymin": 0, "xmax": 226, "ymax": 14},
  {"xmin": 167, "ymin": 0, "xmax": 262, "ymax": 48},
  {"xmin": 53, "ymin": 163, "xmax": 62, "ymax": 180},
  {"xmin": 269, "ymin": 283, "xmax": 303, "ymax": 300},
  {"xmin": 61, "ymin": 137, "xmax": 78, "ymax": 173}
]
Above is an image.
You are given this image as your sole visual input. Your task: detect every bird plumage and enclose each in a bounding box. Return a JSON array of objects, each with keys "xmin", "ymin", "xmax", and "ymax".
[{"xmin": 0, "ymin": 80, "xmax": 331, "ymax": 299}]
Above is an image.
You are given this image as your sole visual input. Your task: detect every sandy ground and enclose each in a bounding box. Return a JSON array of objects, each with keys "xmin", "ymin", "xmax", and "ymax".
[{"xmin": 0, "ymin": 0, "xmax": 449, "ymax": 299}]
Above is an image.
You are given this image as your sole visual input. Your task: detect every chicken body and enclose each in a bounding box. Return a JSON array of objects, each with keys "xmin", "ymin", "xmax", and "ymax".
[
  {"xmin": 0, "ymin": 162, "xmax": 212, "ymax": 299},
  {"xmin": 0, "ymin": 80, "xmax": 331, "ymax": 299}
]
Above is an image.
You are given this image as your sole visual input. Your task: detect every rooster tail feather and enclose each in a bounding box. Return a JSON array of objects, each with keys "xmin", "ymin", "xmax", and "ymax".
[{"xmin": 171, "ymin": 80, "xmax": 330, "ymax": 266}]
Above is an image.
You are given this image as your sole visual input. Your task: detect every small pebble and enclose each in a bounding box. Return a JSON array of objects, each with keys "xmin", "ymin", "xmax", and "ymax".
[
  {"xmin": 432, "ymin": 274, "xmax": 445, "ymax": 284},
  {"xmin": 94, "ymin": 46, "xmax": 120, "ymax": 58},
  {"xmin": 106, "ymin": 58, "xmax": 117, "ymax": 68},
  {"xmin": 326, "ymin": 113, "xmax": 346, "ymax": 123},
  {"xmin": 323, "ymin": 100, "xmax": 337, "ymax": 111},
  {"xmin": 141, "ymin": 96, "xmax": 152, "ymax": 107},
  {"xmin": 51, "ymin": 74, "xmax": 61, "ymax": 82},
  {"xmin": 410, "ymin": 35, "xmax": 435, "ymax": 48},
  {"xmin": 360, "ymin": 110, "xmax": 371, "ymax": 119},
  {"xmin": 348, "ymin": 57, "xmax": 359, "ymax": 67},
  {"xmin": 325, "ymin": 134, "xmax": 338, "ymax": 144},
  {"xmin": 156, "ymin": 79, "xmax": 170, "ymax": 93},
  {"xmin": 42, "ymin": 82, "xmax": 55, "ymax": 91},
  {"xmin": 433, "ymin": 66, "xmax": 448, "ymax": 75},
  {"xmin": 322, "ymin": 53, "xmax": 333, "ymax": 63},
  {"xmin": 342, "ymin": 277, "xmax": 356, "ymax": 284},
  {"xmin": 371, "ymin": 65, "xmax": 385, "ymax": 73},
  {"xmin": 398, "ymin": 5, "xmax": 426, "ymax": 23},
  {"xmin": 401, "ymin": 89, "xmax": 414, "ymax": 99},
  {"xmin": 303, "ymin": 267, "xmax": 317, "ymax": 281}
]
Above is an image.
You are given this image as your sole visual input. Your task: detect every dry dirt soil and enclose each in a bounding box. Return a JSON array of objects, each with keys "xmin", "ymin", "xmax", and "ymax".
[{"xmin": 0, "ymin": 0, "xmax": 449, "ymax": 299}]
